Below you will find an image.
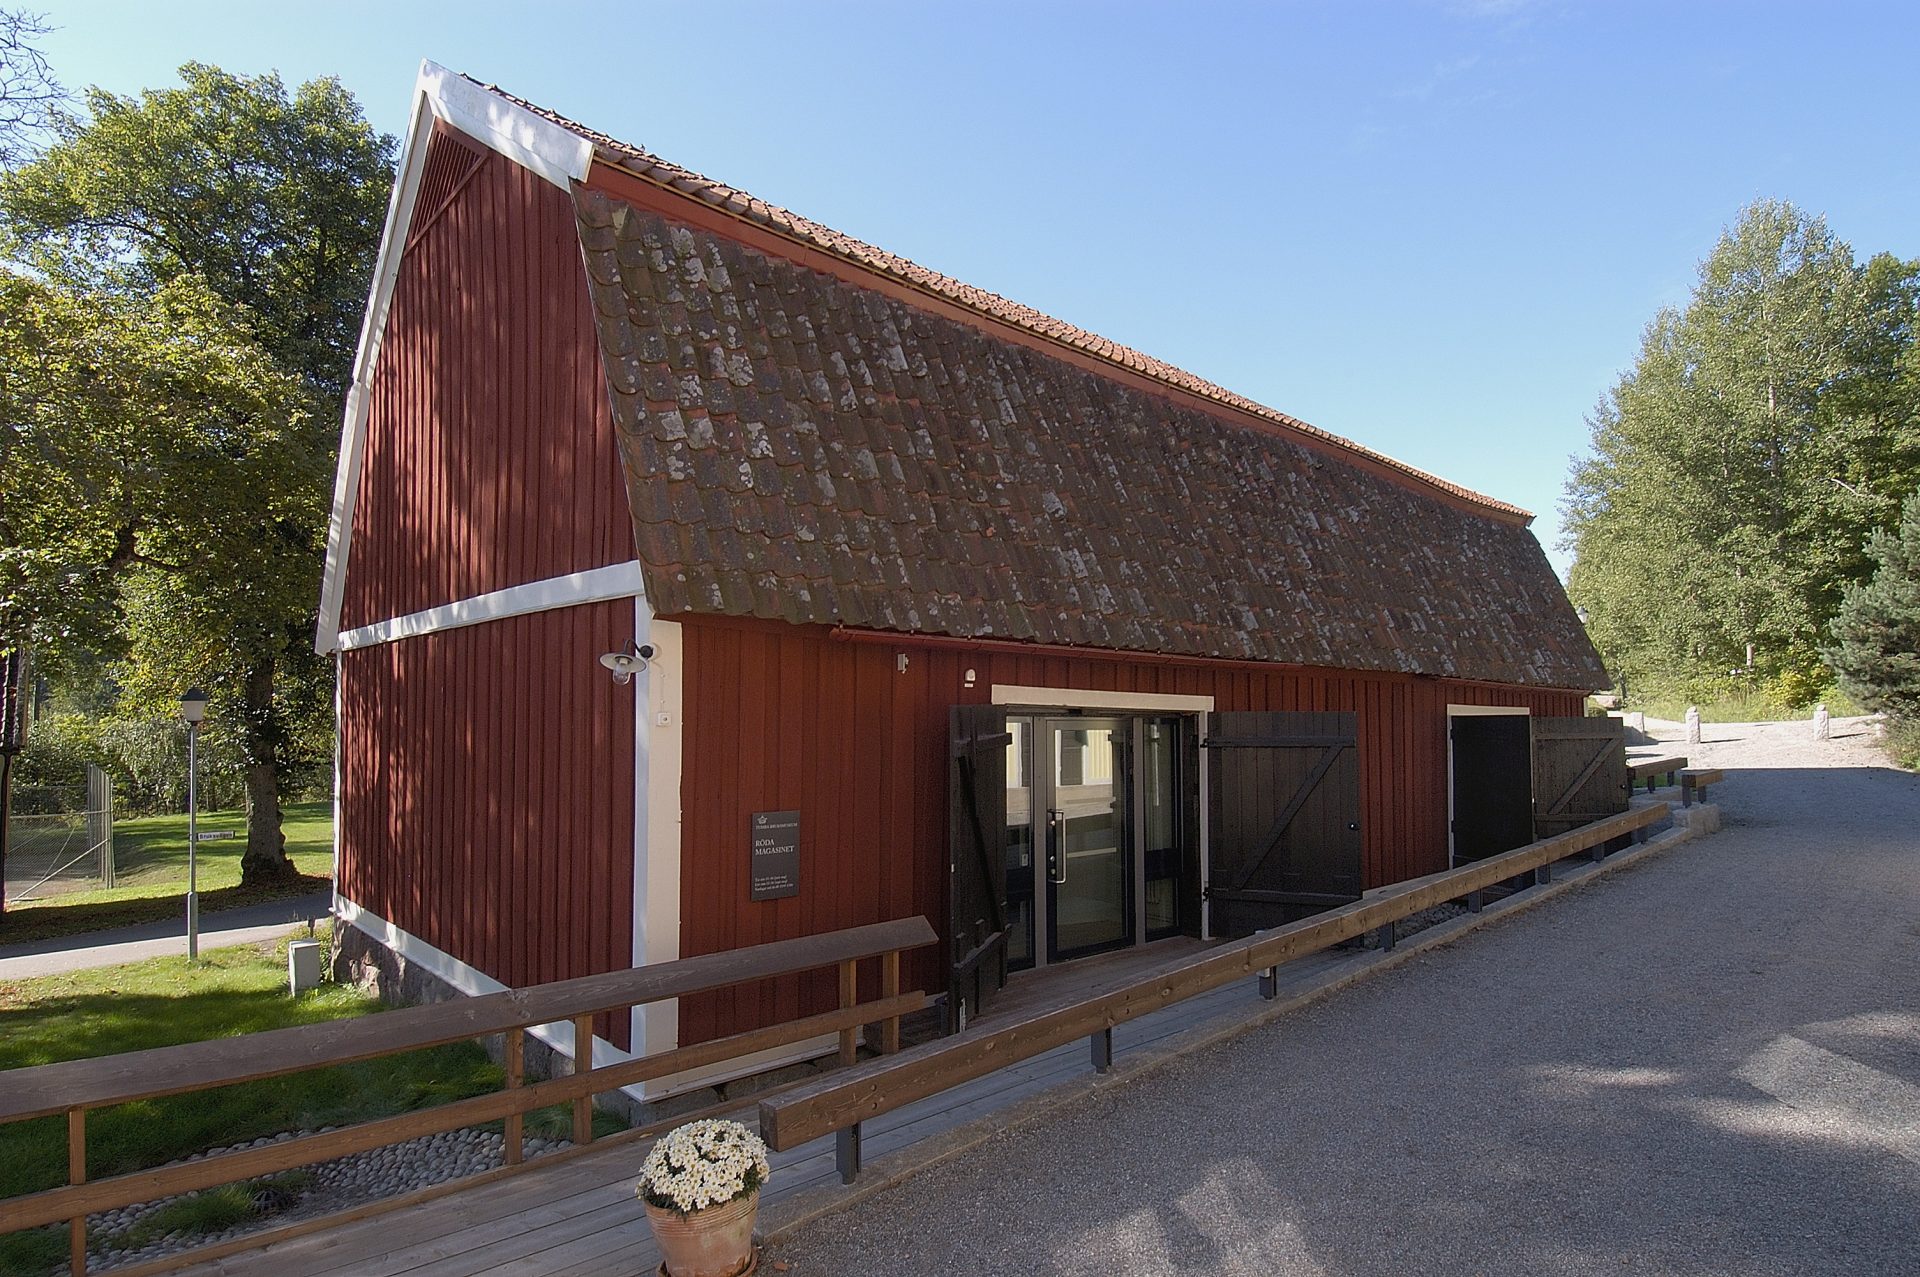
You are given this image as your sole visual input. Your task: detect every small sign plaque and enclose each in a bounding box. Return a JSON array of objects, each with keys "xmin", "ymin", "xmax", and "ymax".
[{"xmin": 750, "ymin": 810, "xmax": 800, "ymax": 901}]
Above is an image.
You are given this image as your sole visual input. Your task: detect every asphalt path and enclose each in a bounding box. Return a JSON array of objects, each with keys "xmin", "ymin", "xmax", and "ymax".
[
  {"xmin": 0, "ymin": 889, "xmax": 332, "ymax": 978},
  {"xmin": 768, "ymin": 728, "xmax": 1920, "ymax": 1275}
]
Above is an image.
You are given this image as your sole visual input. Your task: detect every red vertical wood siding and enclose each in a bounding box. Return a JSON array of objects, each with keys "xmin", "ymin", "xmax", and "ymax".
[
  {"xmin": 675, "ymin": 616, "xmax": 1582, "ymax": 1044},
  {"xmin": 338, "ymin": 599, "xmax": 636, "ymax": 1048},
  {"xmin": 340, "ymin": 130, "xmax": 631, "ymax": 633}
]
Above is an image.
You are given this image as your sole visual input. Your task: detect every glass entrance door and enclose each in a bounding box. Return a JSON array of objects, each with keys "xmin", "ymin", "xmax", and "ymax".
[
  {"xmin": 1044, "ymin": 719, "xmax": 1131, "ymax": 961},
  {"xmin": 1001, "ymin": 712, "xmax": 1190, "ymax": 971}
]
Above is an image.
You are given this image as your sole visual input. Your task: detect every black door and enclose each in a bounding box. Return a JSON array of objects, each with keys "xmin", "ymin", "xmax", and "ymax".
[
  {"xmin": 1450, "ymin": 713, "xmax": 1533, "ymax": 863},
  {"xmin": 948, "ymin": 704, "xmax": 1011, "ymax": 1031},
  {"xmin": 1205, "ymin": 711, "xmax": 1362, "ymax": 936},
  {"xmin": 1531, "ymin": 716, "xmax": 1629, "ymax": 839}
]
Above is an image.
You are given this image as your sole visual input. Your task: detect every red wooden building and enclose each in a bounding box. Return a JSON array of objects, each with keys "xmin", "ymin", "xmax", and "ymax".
[{"xmin": 318, "ymin": 65, "xmax": 1609, "ymax": 1093}]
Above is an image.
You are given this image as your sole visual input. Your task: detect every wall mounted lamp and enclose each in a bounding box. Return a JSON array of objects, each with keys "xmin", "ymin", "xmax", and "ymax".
[{"xmin": 599, "ymin": 640, "xmax": 656, "ymax": 685}]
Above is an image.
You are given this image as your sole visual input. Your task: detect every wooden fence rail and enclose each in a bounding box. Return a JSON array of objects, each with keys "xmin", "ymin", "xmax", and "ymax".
[
  {"xmin": 761, "ymin": 803, "xmax": 1670, "ymax": 1177},
  {"xmin": 0, "ymin": 916, "xmax": 937, "ymax": 1276}
]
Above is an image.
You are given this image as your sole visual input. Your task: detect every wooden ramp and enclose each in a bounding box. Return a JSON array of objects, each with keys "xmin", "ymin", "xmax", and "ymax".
[
  {"xmin": 128, "ymin": 806, "xmax": 1679, "ymax": 1276},
  {"xmin": 168, "ymin": 938, "xmax": 1347, "ymax": 1277}
]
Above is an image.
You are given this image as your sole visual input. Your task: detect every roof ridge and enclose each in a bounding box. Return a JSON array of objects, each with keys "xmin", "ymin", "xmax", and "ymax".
[{"xmin": 463, "ymin": 74, "xmax": 1531, "ymax": 523}]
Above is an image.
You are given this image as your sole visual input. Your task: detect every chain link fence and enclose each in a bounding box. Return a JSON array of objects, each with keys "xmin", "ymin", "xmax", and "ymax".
[{"xmin": 5, "ymin": 764, "xmax": 116, "ymax": 901}]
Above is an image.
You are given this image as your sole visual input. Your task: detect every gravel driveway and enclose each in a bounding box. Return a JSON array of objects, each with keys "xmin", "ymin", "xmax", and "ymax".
[{"xmin": 767, "ymin": 719, "xmax": 1920, "ymax": 1275}]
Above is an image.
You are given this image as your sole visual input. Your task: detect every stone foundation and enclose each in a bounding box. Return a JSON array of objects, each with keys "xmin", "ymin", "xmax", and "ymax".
[{"xmin": 1672, "ymin": 802, "xmax": 1721, "ymax": 835}]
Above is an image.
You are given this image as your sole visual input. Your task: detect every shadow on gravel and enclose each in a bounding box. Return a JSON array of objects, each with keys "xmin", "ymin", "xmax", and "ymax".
[{"xmin": 770, "ymin": 759, "xmax": 1920, "ymax": 1276}]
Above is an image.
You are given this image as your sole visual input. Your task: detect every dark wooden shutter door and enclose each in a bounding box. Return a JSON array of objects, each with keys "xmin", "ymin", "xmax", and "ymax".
[
  {"xmin": 948, "ymin": 704, "xmax": 1011, "ymax": 1031},
  {"xmin": 1205, "ymin": 711, "xmax": 1362, "ymax": 937},
  {"xmin": 1530, "ymin": 716, "xmax": 1629, "ymax": 839}
]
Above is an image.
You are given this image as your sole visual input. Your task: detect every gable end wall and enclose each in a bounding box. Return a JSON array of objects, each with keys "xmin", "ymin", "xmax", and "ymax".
[{"xmin": 336, "ymin": 128, "xmax": 638, "ymax": 1044}]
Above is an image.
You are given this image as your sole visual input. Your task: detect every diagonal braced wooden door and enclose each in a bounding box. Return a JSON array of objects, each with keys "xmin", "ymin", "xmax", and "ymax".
[
  {"xmin": 1204, "ymin": 711, "xmax": 1362, "ymax": 937},
  {"xmin": 1530, "ymin": 716, "xmax": 1629, "ymax": 839}
]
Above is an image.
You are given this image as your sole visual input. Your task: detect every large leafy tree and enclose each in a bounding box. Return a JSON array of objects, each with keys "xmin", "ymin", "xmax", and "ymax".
[
  {"xmin": 0, "ymin": 274, "xmax": 329, "ymax": 883},
  {"xmin": 3, "ymin": 62, "xmax": 390, "ymax": 397},
  {"xmin": 1563, "ymin": 201, "xmax": 1920, "ymax": 702},
  {"xmin": 1, "ymin": 65, "xmax": 392, "ymax": 884}
]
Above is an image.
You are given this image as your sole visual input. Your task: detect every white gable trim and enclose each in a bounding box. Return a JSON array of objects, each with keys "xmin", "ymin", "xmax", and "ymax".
[
  {"xmin": 314, "ymin": 60, "xmax": 596, "ymax": 655},
  {"xmin": 337, "ymin": 561, "xmax": 644, "ymax": 651}
]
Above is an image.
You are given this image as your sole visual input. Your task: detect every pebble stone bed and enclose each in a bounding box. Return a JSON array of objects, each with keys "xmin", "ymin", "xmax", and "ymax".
[{"xmin": 74, "ymin": 1126, "xmax": 576, "ymax": 1274}]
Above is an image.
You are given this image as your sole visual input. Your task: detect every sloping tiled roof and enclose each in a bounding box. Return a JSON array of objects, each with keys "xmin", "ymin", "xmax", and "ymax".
[
  {"xmin": 471, "ymin": 77, "xmax": 1526, "ymax": 522},
  {"xmin": 574, "ymin": 191, "xmax": 1607, "ymax": 689}
]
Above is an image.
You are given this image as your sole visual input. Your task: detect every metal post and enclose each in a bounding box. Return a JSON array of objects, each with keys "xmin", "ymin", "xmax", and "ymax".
[
  {"xmin": 1465, "ymin": 890, "xmax": 1483, "ymax": 913},
  {"xmin": 186, "ymin": 722, "xmax": 199, "ymax": 962},
  {"xmin": 836, "ymin": 1123, "xmax": 862, "ymax": 1184},
  {"xmin": 1534, "ymin": 862, "xmax": 1552, "ymax": 887},
  {"xmin": 1258, "ymin": 967, "xmax": 1277, "ymax": 1000},
  {"xmin": 1090, "ymin": 1027, "xmax": 1113, "ymax": 1073},
  {"xmin": 1375, "ymin": 920, "xmax": 1396, "ymax": 951}
]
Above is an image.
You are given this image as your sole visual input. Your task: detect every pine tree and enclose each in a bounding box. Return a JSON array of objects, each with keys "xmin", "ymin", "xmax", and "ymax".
[{"xmin": 1827, "ymin": 488, "xmax": 1920, "ymax": 721}]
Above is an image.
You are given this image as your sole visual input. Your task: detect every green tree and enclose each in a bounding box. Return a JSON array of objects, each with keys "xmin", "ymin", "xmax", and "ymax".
[
  {"xmin": 2, "ymin": 62, "xmax": 390, "ymax": 396},
  {"xmin": 1563, "ymin": 200, "xmax": 1920, "ymax": 703},
  {"xmin": 0, "ymin": 274, "xmax": 330, "ymax": 881},
  {"xmin": 1827, "ymin": 487, "xmax": 1920, "ymax": 721},
  {"xmin": 1, "ymin": 64, "xmax": 392, "ymax": 884}
]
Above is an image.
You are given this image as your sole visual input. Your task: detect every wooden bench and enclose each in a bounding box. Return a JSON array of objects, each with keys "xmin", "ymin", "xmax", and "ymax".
[
  {"xmin": 1680, "ymin": 767, "xmax": 1725, "ymax": 807},
  {"xmin": 1630, "ymin": 755, "xmax": 1688, "ymax": 792}
]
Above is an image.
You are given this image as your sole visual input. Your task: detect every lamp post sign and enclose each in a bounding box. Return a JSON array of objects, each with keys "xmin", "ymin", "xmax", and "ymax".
[{"xmin": 180, "ymin": 688, "xmax": 208, "ymax": 960}]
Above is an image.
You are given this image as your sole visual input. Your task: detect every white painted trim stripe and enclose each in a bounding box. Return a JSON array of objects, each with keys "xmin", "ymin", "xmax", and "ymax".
[
  {"xmin": 334, "ymin": 896, "xmax": 625, "ymax": 1071},
  {"xmin": 989, "ymin": 684, "xmax": 1215, "ymax": 713},
  {"xmin": 337, "ymin": 561, "xmax": 644, "ymax": 651},
  {"xmin": 315, "ymin": 61, "xmax": 597, "ymax": 655},
  {"xmin": 335, "ymin": 894, "xmax": 833, "ymax": 1101}
]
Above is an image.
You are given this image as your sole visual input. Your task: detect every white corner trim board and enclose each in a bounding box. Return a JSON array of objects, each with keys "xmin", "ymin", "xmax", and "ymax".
[
  {"xmin": 990, "ymin": 684, "xmax": 1215, "ymax": 713},
  {"xmin": 315, "ymin": 61, "xmax": 597, "ymax": 655},
  {"xmin": 631, "ymin": 613, "xmax": 685, "ymax": 1063},
  {"xmin": 337, "ymin": 561, "xmax": 645, "ymax": 652}
]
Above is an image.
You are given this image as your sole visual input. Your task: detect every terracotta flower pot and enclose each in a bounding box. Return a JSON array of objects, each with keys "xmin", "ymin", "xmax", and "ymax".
[{"xmin": 645, "ymin": 1189, "xmax": 759, "ymax": 1277}]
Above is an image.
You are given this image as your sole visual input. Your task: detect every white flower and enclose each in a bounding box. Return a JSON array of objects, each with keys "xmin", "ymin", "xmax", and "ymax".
[{"xmin": 637, "ymin": 1119, "xmax": 772, "ymax": 1215}]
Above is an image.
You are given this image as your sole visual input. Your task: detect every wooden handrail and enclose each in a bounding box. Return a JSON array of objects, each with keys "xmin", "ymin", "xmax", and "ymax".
[
  {"xmin": 760, "ymin": 805, "xmax": 1667, "ymax": 1153},
  {"xmin": 0, "ymin": 914, "xmax": 938, "ymax": 1275},
  {"xmin": 0, "ymin": 991, "xmax": 927, "ymax": 1234},
  {"xmin": 0, "ymin": 916, "xmax": 936, "ymax": 1124}
]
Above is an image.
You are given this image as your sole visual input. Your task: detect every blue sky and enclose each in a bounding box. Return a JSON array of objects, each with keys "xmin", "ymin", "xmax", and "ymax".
[{"xmin": 29, "ymin": 1, "xmax": 1918, "ymax": 574}]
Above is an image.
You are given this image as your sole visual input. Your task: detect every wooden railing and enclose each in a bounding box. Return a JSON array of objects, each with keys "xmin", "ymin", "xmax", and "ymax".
[
  {"xmin": 0, "ymin": 916, "xmax": 937, "ymax": 1276},
  {"xmin": 761, "ymin": 804, "xmax": 1671, "ymax": 1178}
]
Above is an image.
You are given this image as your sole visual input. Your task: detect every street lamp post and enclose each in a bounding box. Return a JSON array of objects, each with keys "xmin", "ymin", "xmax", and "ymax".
[{"xmin": 180, "ymin": 688, "xmax": 208, "ymax": 961}]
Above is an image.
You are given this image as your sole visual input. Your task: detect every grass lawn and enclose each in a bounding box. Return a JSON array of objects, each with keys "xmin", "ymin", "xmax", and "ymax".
[
  {"xmin": 0, "ymin": 930, "xmax": 618, "ymax": 1271},
  {"xmin": 0, "ymin": 802, "xmax": 332, "ymax": 946}
]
